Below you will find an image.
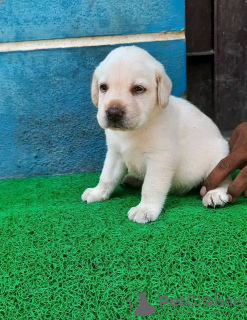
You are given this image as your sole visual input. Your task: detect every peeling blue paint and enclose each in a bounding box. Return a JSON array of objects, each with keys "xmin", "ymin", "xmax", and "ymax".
[
  {"xmin": 0, "ymin": 0, "xmax": 184, "ymax": 42},
  {"xmin": 0, "ymin": 41, "xmax": 186, "ymax": 178}
]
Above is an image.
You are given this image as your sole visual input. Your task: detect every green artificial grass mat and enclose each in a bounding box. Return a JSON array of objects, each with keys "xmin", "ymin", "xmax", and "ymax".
[{"xmin": 0, "ymin": 172, "xmax": 246, "ymax": 319}]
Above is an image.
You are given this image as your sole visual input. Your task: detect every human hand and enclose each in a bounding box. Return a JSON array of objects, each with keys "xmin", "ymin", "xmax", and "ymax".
[{"xmin": 200, "ymin": 122, "xmax": 247, "ymax": 202}]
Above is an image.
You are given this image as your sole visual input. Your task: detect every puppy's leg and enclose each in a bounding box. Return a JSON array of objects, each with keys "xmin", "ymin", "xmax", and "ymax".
[
  {"xmin": 82, "ymin": 150, "xmax": 126, "ymax": 203},
  {"xmin": 128, "ymin": 158, "xmax": 174, "ymax": 223}
]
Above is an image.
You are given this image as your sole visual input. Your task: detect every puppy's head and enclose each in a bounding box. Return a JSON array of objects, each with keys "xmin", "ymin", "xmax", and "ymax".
[{"xmin": 92, "ymin": 46, "xmax": 172, "ymax": 130}]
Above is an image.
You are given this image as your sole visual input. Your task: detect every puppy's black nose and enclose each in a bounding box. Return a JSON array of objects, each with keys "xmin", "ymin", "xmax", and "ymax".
[{"xmin": 106, "ymin": 107, "xmax": 124, "ymax": 122}]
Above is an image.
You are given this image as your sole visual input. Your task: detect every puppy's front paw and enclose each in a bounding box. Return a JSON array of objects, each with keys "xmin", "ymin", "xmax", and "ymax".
[
  {"xmin": 81, "ymin": 188, "xmax": 108, "ymax": 203},
  {"xmin": 202, "ymin": 189, "xmax": 229, "ymax": 208},
  {"xmin": 127, "ymin": 205, "xmax": 160, "ymax": 223}
]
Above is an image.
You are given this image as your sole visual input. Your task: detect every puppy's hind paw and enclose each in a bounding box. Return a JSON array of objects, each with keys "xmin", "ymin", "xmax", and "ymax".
[{"xmin": 202, "ymin": 189, "xmax": 229, "ymax": 208}]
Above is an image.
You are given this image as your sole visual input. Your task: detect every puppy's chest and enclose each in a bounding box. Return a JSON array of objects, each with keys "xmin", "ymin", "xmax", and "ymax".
[{"xmin": 121, "ymin": 145, "xmax": 146, "ymax": 177}]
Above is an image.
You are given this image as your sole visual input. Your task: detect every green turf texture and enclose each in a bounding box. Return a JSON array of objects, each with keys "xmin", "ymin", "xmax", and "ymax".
[{"xmin": 0, "ymin": 172, "xmax": 246, "ymax": 319}]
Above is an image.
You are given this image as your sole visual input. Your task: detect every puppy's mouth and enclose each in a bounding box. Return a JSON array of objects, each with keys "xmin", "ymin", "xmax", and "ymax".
[
  {"xmin": 102, "ymin": 107, "xmax": 139, "ymax": 131},
  {"xmin": 107, "ymin": 121, "xmax": 130, "ymax": 130},
  {"xmin": 106, "ymin": 117, "xmax": 140, "ymax": 131},
  {"xmin": 102, "ymin": 114, "xmax": 139, "ymax": 131}
]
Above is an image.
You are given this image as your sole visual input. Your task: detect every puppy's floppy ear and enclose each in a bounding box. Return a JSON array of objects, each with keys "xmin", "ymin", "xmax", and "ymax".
[
  {"xmin": 91, "ymin": 70, "xmax": 99, "ymax": 107},
  {"xmin": 155, "ymin": 64, "xmax": 172, "ymax": 108}
]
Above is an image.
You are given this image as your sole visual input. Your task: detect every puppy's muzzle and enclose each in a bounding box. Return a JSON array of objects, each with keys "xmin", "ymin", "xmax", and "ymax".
[{"xmin": 106, "ymin": 107, "xmax": 124, "ymax": 122}]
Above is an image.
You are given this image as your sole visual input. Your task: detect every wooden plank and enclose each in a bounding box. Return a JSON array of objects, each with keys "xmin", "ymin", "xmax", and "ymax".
[
  {"xmin": 185, "ymin": 0, "xmax": 214, "ymax": 122},
  {"xmin": 0, "ymin": 0, "xmax": 185, "ymax": 43},
  {"xmin": 215, "ymin": 0, "xmax": 247, "ymax": 131},
  {"xmin": 0, "ymin": 40, "xmax": 186, "ymax": 178},
  {"xmin": 187, "ymin": 55, "xmax": 214, "ymax": 120},
  {"xmin": 185, "ymin": 0, "xmax": 213, "ymax": 53}
]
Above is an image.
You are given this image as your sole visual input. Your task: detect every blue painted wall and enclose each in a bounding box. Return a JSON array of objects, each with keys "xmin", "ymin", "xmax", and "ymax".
[
  {"xmin": 0, "ymin": 41, "xmax": 186, "ymax": 178},
  {"xmin": 0, "ymin": 0, "xmax": 184, "ymax": 42},
  {"xmin": 0, "ymin": 0, "xmax": 186, "ymax": 178}
]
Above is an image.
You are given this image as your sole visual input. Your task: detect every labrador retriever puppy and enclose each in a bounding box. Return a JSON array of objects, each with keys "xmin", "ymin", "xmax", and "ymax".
[{"xmin": 82, "ymin": 46, "xmax": 231, "ymax": 223}]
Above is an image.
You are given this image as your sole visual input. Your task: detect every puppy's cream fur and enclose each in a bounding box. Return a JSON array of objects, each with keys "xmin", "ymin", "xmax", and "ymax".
[{"xmin": 82, "ymin": 46, "xmax": 231, "ymax": 223}]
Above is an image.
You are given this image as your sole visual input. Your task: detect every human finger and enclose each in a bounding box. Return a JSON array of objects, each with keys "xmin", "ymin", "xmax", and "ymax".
[
  {"xmin": 227, "ymin": 165, "xmax": 247, "ymax": 202},
  {"xmin": 201, "ymin": 150, "xmax": 247, "ymax": 195}
]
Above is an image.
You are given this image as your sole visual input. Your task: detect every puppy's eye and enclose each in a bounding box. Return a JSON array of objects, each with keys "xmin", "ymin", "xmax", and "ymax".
[
  {"xmin": 100, "ymin": 84, "xmax": 108, "ymax": 92},
  {"xmin": 132, "ymin": 85, "xmax": 146, "ymax": 95}
]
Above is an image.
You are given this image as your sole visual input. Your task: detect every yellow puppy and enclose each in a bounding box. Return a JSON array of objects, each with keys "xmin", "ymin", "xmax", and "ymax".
[{"xmin": 82, "ymin": 46, "xmax": 231, "ymax": 223}]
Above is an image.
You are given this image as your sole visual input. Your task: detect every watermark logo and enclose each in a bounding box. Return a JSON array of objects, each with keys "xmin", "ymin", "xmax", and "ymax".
[
  {"xmin": 127, "ymin": 293, "xmax": 245, "ymax": 317},
  {"xmin": 159, "ymin": 295, "xmax": 245, "ymax": 308},
  {"xmin": 126, "ymin": 292, "xmax": 156, "ymax": 318}
]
